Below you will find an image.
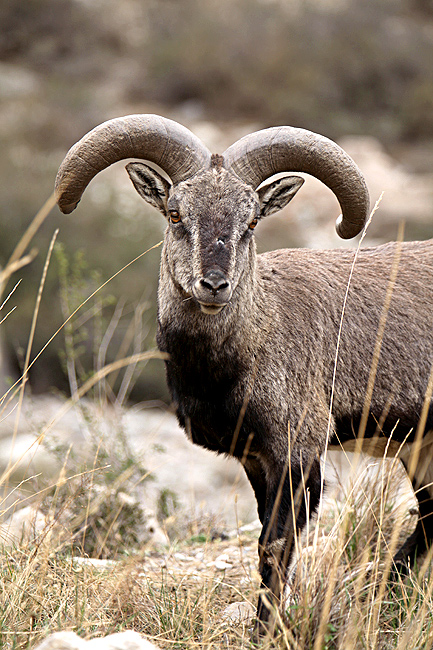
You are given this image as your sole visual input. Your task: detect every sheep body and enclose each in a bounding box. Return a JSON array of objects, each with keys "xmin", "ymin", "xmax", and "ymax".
[
  {"xmin": 158, "ymin": 230, "xmax": 433, "ymax": 628},
  {"xmin": 54, "ymin": 114, "xmax": 433, "ymax": 635},
  {"xmin": 159, "ymin": 237, "xmax": 433, "ymax": 459}
]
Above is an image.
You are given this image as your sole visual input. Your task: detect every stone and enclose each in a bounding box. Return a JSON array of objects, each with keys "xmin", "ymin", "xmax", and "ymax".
[
  {"xmin": 211, "ymin": 553, "xmax": 233, "ymax": 570},
  {"xmin": 33, "ymin": 630, "xmax": 160, "ymax": 650},
  {"xmin": 0, "ymin": 506, "xmax": 48, "ymax": 547},
  {"xmin": 32, "ymin": 632, "xmax": 86, "ymax": 650},
  {"xmin": 87, "ymin": 631, "xmax": 159, "ymax": 649},
  {"xmin": 220, "ymin": 601, "xmax": 255, "ymax": 626}
]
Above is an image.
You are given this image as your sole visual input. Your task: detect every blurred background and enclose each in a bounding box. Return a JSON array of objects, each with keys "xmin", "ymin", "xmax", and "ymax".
[{"xmin": 1, "ymin": 0, "xmax": 433, "ymax": 402}]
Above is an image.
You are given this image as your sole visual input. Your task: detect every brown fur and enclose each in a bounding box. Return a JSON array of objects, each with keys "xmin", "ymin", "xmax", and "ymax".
[
  {"xmin": 153, "ymin": 168, "xmax": 433, "ymax": 633},
  {"xmin": 56, "ymin": 119, "xmax": 433, "ymax": 636}
]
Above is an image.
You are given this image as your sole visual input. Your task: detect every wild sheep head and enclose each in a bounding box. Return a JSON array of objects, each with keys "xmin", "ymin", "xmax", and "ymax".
[{"xmin": 55, "ymin": 114, "xmax": 370, "ymax": 314}]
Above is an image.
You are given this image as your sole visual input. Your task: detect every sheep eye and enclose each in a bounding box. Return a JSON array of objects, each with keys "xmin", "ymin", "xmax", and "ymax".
[
  {"xmin": 169, "ymin": 210, "xmax": 181, "ymax": 223},
  {"xmin": 249, "ymin": 218, "xmax": 259, "ymax": 230}
]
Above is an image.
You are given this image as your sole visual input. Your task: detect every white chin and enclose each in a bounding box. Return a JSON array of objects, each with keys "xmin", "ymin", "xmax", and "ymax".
[{"xmin": 199, "ymin": 304, "xmax": 225, "ymax": 315}]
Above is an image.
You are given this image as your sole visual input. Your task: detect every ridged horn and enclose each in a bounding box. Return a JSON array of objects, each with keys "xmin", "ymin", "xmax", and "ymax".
[
  {"xmin": 55, "ymin": 114, "xmax": 211, "ymax": 214},
  {"xmin": 223, "ymin": 126, "xmax": 370, "ymax": 239}
]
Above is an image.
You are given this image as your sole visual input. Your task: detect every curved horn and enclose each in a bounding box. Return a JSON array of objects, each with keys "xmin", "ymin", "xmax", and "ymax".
[
  {"xmin": 223, "ymin": 126, "xmax": 370, "ymax": 239},
  {"xmin": 55, "ymin": 114, "xmax": 211, "ymax": 214}
]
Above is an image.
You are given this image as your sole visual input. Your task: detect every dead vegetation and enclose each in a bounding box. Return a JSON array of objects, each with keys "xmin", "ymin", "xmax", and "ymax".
[
  {"xmin": 1, "ymin": 113, "xmax": 433, "ymax": 647},
  {"xmin": 2, "ymin": 455, "xmax": 433, "ymax": 650},
  {"xmin": 1, "ymin": 0, "xmax": 433, "ymax": 399}
]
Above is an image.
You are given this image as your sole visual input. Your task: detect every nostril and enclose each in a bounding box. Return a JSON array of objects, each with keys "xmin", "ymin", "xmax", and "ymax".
[
  {"xmin": 200, "ymin": 270, "xmax": 229, "ymax": 294},
  {"xmin": 200, "ymin": 278, "xmax": 229, "ymax": 293}
]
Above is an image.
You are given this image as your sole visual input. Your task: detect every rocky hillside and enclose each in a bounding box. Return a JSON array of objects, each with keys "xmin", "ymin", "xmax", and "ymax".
[{"xmin": 0, "ymin": 0, "xmax": 432, "ymax": 397}]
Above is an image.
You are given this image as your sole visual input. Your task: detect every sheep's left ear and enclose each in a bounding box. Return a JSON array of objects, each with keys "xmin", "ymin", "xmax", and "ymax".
[
  {"xmin": 257, "ymin": 175, "xmax": 304, "ymax": 218},
  {"xmin": 126, "ymin": 162, "xmax": 172, "ymax": 215}
]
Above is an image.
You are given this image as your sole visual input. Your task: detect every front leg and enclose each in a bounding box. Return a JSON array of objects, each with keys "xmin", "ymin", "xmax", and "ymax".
[
  {"xmin": 255, "ymin": 450, "xmax": 322, "ymax": 636},
  {"xmin": 243, "ymin": 456, "xmax": 268, "ymax": 523}
]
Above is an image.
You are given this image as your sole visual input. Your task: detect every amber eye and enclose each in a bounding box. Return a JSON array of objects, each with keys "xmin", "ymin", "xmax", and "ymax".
[
  {"xmin": 169, "ymin": 210, "xmax": 181, "ymax": 223},
  {"xmin": 249, "ymin": 218, "xmax": 259, "ymax": 230}
]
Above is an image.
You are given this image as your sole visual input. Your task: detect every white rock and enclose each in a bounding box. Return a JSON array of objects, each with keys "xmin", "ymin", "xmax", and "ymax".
[
  {"xmin": 33, "ymin": 630, "xmax": 160, "ymax": 650},
  {"xmin": 214, "ymin": 560, "xmax": 232, "ymax": 570},
  {"xmin": 211, "ymin": 554, "xmax": 233, "ymax": 570},
  {"xmin": 32, "ymin": 632, "xmax": 87, "ymax": 650},
  {"xmin": 173, "ymin": 552, "xmax": 190, "ymax": 561},
  {"xmin": 87, "ymin": 631, "xmax": 159, "ymax": 649},
  {"xmin": 0, "ymin": 505, "xmax": 47, "ymax": 546},
  {"xmin": 220, "ymin": 601, "xmax": 255, "ymax": 625},
  {"xmin": 215, "ymin": 553, "xmax": 230, "ymax": 562},
  {"xmin": 72, "ymin": 557, "xmax": 117, "ymax": 569},
  {"xmin": 0, "ymin": 433, "xmax": 54, "ymax": 479}
]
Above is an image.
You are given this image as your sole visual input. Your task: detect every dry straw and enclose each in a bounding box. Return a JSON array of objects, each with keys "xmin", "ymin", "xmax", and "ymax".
[{"xmin": 1, "ymin": 193, "xmax": 433, "ymax": 649}]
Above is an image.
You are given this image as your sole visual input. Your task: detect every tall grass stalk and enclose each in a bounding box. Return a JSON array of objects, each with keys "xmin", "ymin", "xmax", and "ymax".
[{"xmin": 1, "ymin": 195, "xmax": 433, "ymax": 649}]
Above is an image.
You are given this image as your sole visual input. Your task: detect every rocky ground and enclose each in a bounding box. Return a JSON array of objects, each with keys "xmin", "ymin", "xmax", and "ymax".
[
  {"xmin": 0, "ymin": 394, "xmax": 420, "ymax": 649},
  {"xmin": 0, "ymin": 393, "xmax": 417, "ymax": 546}
]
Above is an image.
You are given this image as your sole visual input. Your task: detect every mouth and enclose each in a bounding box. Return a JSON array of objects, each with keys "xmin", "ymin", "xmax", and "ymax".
[
  {"xmin": 198, "ymin": 303, "xmax": 226, "ymax": 315},
  {"xmin": 191, "ymin": 274, "xmax": 232, "ymax": 315}
]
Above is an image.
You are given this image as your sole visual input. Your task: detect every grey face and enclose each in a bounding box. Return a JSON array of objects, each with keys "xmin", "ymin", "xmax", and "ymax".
[
  {"xmin": 126, "ymin": 160, "xmax": 304, "ymax": 315},
  {"xmin": 165, "ymin": 167, "xmax": 260, "ymax": 314}
]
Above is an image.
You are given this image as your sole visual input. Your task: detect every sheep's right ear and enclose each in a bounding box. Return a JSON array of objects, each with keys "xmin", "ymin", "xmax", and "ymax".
[
  {"xmin": 257, "ymin": 175, "xmax": 304, "ymax": 218},
  {"xmin": 126, "ymin": 162, "xmax": 171, "ymax": 216}
]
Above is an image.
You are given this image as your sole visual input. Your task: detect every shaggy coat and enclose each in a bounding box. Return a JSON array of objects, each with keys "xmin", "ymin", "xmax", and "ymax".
[{"xmin": 55, "ymin": 114, "xmax": 433, "ymax": 635}]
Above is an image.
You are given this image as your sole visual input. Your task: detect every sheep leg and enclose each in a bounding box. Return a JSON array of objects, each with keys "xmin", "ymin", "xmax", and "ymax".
[
  {"xmin": 394, "ymin": 437, "xmax": 433, "ymax": 571},
  {"xmin": 394, "ymin": 485, "xmax": 433, "ymax": 570},
  {"xmin": 254, "ymin": 452, "xmax": 322, "ymax": 636},
  {"xmin": 243, "ymin": 457, "xmax": 268, "ymax": 523}
]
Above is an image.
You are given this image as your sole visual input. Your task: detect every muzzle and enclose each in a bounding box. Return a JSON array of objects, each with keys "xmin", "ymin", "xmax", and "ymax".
[{"xmin": 191, "ymin": 269, "xmax": 232, "ymax": 315}]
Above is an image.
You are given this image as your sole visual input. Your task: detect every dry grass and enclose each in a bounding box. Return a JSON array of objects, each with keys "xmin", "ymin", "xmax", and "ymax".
[
  {"xmin": 1, "ymin": 199, "xmax": 433, "ymax": 649},
  {"xmin": 0, "ymin": 528, "xmax": 257, "ymax": 649},
  {"xmin": 2, "ymin": 463, "xmax": 433, "ymax": 650}
]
